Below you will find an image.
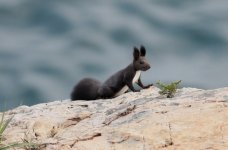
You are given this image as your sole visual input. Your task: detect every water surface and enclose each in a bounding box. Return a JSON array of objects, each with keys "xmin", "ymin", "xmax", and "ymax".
[{"xmin": 0, "ymin": 0, "xmax": 228, "ymax": 111}]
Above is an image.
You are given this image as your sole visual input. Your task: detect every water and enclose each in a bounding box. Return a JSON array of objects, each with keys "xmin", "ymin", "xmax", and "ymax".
[{"xmin": 0, "ymin": 0, "xmax": 228, "ymax": 111}]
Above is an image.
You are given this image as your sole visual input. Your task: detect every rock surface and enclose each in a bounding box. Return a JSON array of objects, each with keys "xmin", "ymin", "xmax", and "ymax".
[{"xmin": 2, "ymin": 87, "xmax": 228, "ymax": 150}]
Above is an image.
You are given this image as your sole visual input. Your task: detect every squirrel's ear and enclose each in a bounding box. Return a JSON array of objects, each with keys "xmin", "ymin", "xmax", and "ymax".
[
  {"xmin": 140, "ymin": 45, "xmax": 146, "ymax": 56},
  {"xmin": 133, "ymin": 47, "xmax": 140, "ymax": 60}
]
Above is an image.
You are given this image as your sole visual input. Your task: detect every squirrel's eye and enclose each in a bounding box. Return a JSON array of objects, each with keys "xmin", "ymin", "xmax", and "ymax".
[{"xmin": 140, "ymin": 61, "xmax": 144, "ymax": 64}]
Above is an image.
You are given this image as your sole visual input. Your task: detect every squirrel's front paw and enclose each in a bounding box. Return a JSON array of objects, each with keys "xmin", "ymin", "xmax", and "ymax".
[
  {"xmin": 134, "ymin": 90, "xmax": 140, "ymax": 92},
  {"xmin": 144, "ymin": 84, "xmax": 153, "ymax": 89}
]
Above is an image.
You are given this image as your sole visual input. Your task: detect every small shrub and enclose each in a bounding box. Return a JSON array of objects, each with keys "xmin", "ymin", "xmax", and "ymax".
[{"xmin": 156, "ymin": 80, "xmax": 182, "ymax": 98}]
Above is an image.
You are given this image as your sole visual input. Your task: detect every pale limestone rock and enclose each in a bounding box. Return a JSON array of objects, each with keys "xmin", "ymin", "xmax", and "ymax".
[{"xmin": 2, "ymin": 86, "xmax": 228, "ymax": 149}]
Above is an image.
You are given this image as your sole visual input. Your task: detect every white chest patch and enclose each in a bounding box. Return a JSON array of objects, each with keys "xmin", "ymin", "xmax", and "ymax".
[
  {"xmin": 114, "ymin": 85, "xmax": 129, "ymax": 97},
  {"xmin": 132, "ymin": 71, "xmax": 141, "ymax": 83},
  {"xmin": 114, "ymin": 71, "xmax": 141, "ymax": 97}
]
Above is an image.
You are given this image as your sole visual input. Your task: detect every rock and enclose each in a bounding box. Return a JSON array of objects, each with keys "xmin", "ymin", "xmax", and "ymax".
[{"xmin": 2, "ymin": 86, "xmax": 228, "ymax": 149}]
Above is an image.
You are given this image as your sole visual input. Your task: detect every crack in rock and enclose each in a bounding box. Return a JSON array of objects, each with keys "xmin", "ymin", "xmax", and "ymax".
[
  {"xmin": 103, "ymin": 105, "xmax": 136, "ymax": 125},
  {"xmin": 105, "ymin": 104, "xmax": 132, "ymax": 115},
  {"xmin": 107, "ymin": 133, "xmax": 130, "ymax": 144},
  {"xmin": 61, "ymin": 112, "xmax": 92, "ymax": 128},
  {"xmin": 168, "ymin": 122, "xmax": 174, "ymax": 146},
  {"xmin": 70, "ymin": 132, "xmax": 102, "ymax": 148},
  {"xmin": 160, "ymin": 122, "xmax": 174, "ymax": 148}
]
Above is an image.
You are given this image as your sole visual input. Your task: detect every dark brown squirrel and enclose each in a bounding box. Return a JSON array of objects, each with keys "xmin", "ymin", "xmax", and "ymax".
[{"xmin": 71, "ymin": 46, "xmax": 153, "ymax": 100}]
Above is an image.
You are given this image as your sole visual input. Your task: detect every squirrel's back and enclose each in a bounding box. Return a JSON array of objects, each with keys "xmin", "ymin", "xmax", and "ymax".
[{"xmin": 71, "ymin": 78, "xmax": 101, "ymax": 100}]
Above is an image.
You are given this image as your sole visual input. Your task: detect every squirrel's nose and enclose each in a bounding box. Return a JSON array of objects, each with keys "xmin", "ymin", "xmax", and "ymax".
[
  {"xmin": 143, "ymin": 64, "xmax": 150, "ymax": 71},
  {"xmin": 147, "ymin": 64, "xmax": 151, "ymax": 70}
]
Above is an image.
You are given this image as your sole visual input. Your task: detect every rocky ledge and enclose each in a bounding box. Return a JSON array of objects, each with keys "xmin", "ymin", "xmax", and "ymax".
[{"xmin": 2, "ymin": 87, "xmax": 228, "ymax": 150}]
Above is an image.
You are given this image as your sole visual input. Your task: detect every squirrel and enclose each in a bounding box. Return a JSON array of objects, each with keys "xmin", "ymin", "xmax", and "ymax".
[{"xmin": 71, "ymin": 45, "xmax": 153, "ymax": 100}]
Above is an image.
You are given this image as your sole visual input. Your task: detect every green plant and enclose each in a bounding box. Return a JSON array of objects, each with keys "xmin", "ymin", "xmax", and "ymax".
[
  {"xmin": 0, "ymin": 113, "xmax": 13, "ymax": 142},
  {"xmin": 0, "ymin": 113, "xmax": 38, "ymax": 150},
  {"xmin": 156, "ymin": 80, "xmax": 182, "ymax": 98},
  {"xmin": 0, "ymin": 142, "xmax": 37, "ymax": 150}
]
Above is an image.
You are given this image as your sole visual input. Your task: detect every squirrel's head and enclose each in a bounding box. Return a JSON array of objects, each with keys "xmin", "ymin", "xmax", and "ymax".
[{"xmin": 133, "ymin": 46, "xmax": 151, "ymax": 71}]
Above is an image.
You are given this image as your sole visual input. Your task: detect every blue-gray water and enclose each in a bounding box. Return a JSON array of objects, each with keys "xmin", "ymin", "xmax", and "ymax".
[{"xmin": 0, "ymin": 0, "xmax": 228, "ymax": 111}]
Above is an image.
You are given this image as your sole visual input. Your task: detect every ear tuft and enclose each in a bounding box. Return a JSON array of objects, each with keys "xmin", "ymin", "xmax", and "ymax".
[
  {"xmin": 133, "ymin": 47, "xmax": 140, "ymax": 60},
  {"xmin": 140, "ymin": 45, "xmax": 146, "ymax": 56}
]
